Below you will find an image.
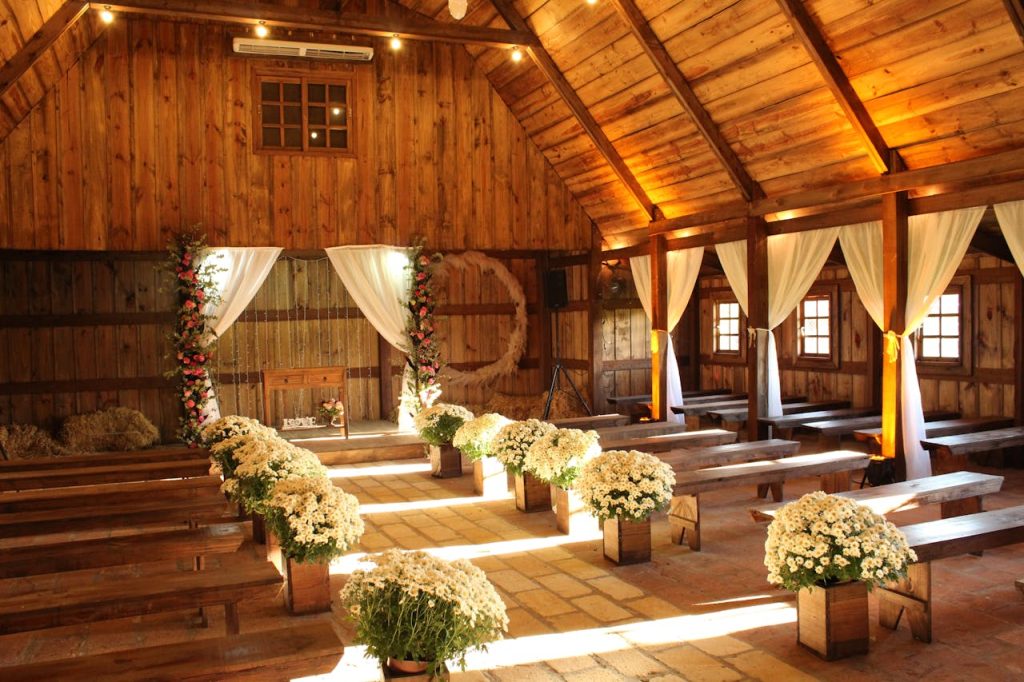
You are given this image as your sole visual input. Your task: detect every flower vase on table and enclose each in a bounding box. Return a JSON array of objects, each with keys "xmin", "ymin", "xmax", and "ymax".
[{"xmin": 319, "ymin": 398, "xmax": 345, "ymax": 431}]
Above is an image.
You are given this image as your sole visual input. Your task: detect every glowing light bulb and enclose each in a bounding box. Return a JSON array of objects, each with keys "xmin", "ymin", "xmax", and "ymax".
[
  {"xmin": 511, "ymin": 47, "xmax": 522, "ymax": 62},
  {"xmin": 586, "ymin": 0, "xmax": 597, "ymax": 5},
  {"xmin": 390, "ymin": 35, "xmax": 402, "ymax": 50},
  {"xmin": 255, "ymin": 22, "xmax": 269, "ymax": 38},
  {"xmin": 332, "ymin": 107, "xmax": 342, "ymax": 116},
  {"xmin": 99, "ymin": 7, "xmax": 114, "ymax": 23},
  {"xmin": 310, "ymin": 131, "xmax": 319, "ymax": 139}
]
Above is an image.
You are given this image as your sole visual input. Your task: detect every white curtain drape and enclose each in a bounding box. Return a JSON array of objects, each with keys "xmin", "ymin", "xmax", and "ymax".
[
  {"xmin": 200, "ymin": 247, "xmax": 282, "ymax": 421},
  {"xmin": 630, "ymin": 247, "xmax": 704, "ymax": 422},
  {"xmin": 995, "ymin": 200, "xmax": 1024, "ymax": 277},
  {"xmin": 840, "ymin": 207, "xmax": 984, "ymax": 479},
  {"xmin": 326, "ymin": 245, "xmax": 416, "ymax": 430},
  {"xmin": 716, "ymin": 228, "xmax": 839, "ymax": 417}
]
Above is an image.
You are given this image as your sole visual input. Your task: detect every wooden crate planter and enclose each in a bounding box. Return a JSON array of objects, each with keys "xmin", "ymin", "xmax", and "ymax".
[
  {"xmin": 429, "ymin": 445, "xmax": 462, "ymax": 479},
  {"xmin": 266, "ymin": 528, "xmax": 283, "ymax": 573},
  {"xmin": 251, "ymin": 512, "xmax": 266, "ymax": 545},
  {"xmin": 284, "ymin": 557, "xmax": 331, "ymax": 615},
  {"xmin": 603, "ymin": 517, "xmax": 651, "ymax": 565},
  {"xmin": 797, "ymin": 581, "xmax": 869, "ymax": 660},
  {"xmin": 382, "ymin": 660, "xmax": 449, "ymax": 680},
  {"xmin": 552, "ymin": 486, "xmax": 598, "ymax": 535},
  {"xmin": 473, "ymin": 457, "xmax": 507, "ymax": 496},
  {"xmin": 514, "ymin": 472, "xmax": 551, "ymax": 512}
]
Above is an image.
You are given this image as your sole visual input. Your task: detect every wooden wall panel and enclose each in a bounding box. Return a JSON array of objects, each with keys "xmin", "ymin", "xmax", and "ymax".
[{"xmin": 596, "ymin": 261, "xmax": 652, "ymax": 405}]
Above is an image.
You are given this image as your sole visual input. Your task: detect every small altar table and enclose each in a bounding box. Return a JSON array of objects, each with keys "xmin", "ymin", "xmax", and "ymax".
[{"xmin": 261, "ymin": 367, "xmax": 349, "ymax": 439}]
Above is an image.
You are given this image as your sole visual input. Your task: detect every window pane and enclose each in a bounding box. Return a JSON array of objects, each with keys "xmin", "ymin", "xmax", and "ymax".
[
  {"xmin": 817, "ymin": 299, "xmax": 829, "ymax": 316},
  {"xmin": 927, "ymin": 298, "xmax": 942, "ymax": 315},
  {"xmin": 282, "ymin": 82, "xmax": 301, "ymax": 102},
  {"xmin": 727, "ymin": 338, "xmax": 738, "ymax": 351},
  {"xmin": 329, "ymin": 85, "xmax": 346, "ymax": 103},
  {"xmin": 804, "ymin": 319, "xmax": 817, "ymax": 336},
  {"xmin": 309, "ymin": 129, "xmax": 326, "ymax": 147},
  {"xmin": 941, "ymin": 294, "xmax": 959, "ymax": 314},
  {"xmin": 923, "ymin": 316, "xmax": 940, "ymax": 336},
  {"xmin": 727, "ymin": 320, "xmax": 738, "ymax": 335},
  {"xmin": 262, "ymin": 127, "xmax": 281, "ymax": 147},
  {"xmin": 260, "ymin": 81, "xmax": 279, "ymax": 102},
  {"xmin": 941, "ymin": 316, "xmax": 958, "ymax": 337},
  {"xmin": 726, "ymin": 303, "xmax": 737, "ymax": 318},
  {"xmin": 283, "ymin": 127, "xmax": 302, "ymax": 148},
  {"xmin": 308, "ymin": 106, "xmax": 326, "ymax": 125},
  {"xmin": 283, "ymin": 106, "xmax": 301, "ymax": 125},
  {"xmin": 804, "ymin": 300, "xmax": 816, "ymax": 316},
  {"xmin": 331, "ymin": 105, "xmax": 347, "ymax": 125},
  {"xmin": 819, "ymin": 339, "xmax": 830, "ymax": 355},
  {"xmin": 308, "ymin": 83, "xmax": 326, "ymax": 102},
  {"xmin": 329, "ymin": 129, "xmax": 347, "ymax": 149},
  {"xmin": 804, "ymin": 338, "xmax": 817, "ymax": 355},
  {"xmin": 262, "ymin": 104, "xmax": 280, "ymax": 124},
  {"xmin": 818, "ymin": 319, "xmax": 829, "ymax": 337},
  {"xmin": 922, "ymin": 338, "xmax": 940, "ymax": 358},
  {"xmin": 941, "ymin": 338, "xmax": 959, "ymax": 359}
]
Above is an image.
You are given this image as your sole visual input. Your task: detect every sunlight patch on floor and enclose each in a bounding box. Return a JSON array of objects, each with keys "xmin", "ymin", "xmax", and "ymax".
[
  {"xmin": 326, "ymin": 462, "xmax": 433, "ymax": 479},
  {"xmin": 358, "ymin": 492, "xmax": 513, "ymax": 515}
]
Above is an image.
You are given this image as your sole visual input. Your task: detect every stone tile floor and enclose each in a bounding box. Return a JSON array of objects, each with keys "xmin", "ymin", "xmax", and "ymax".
[{"xmin": 1, "ymin": 451, "xmax": 1023, "ymax": 681}]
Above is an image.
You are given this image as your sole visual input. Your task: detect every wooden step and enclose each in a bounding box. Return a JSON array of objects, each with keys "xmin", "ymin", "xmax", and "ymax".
[
  {"xmin": 0, "ymin": 447, "xmax": 208, "ymax": 472},
  {"xmin": 0, "ymin": 476, "xmax": 223, "ymax": 513},
  {"xmin": 0, "ymin": 460, "xmax": 213, "ymax": 491},
  {"xmin": 660, "ymin": 439, "xmax": 800, "ymax": 471},
  {"xmin": 601, "ymin": 429, "xmax": 736, "ymax": 452}
]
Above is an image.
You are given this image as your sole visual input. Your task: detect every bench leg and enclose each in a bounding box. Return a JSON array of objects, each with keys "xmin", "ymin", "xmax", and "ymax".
[
  {"xmin": 668, "ymin": 494, "xmax": 701, "ymax": 551},
  {"xmin": 942, "ymin": 495, "xmax": 984, "ymax": 556},
  {"xmin": 820, "ymin": 471, "xmax": 851, "ymax": 494},
  {"xmin": 756, "ymin": 482, "xmax": 784, "ymax": 501},
  {"xmin": 756, "ymin": 483, "xmax": 769, "ymax": 499},
  {"xmin": 878, "ymin": 562, "xmax": 932, "ymax": 643},
  {"xmin": 225, "ymin": 602, "xmax": 240, "ymax": 635}
]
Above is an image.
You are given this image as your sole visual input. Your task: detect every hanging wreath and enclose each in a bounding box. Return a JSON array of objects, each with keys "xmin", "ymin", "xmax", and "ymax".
[{"xmin": 436, "ymin": 251, "xmax": 528, "ymax": 387}]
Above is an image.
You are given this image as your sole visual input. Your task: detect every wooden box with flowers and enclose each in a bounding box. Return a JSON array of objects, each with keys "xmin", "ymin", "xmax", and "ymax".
[
  {"xmin": 523, "ymin": 428, "xmax": 601, "ymax": 534},
  {"xmin": 576, "ymin": 450, "xmax": 675, "ymax": 565},
  {"xmin": 494, "ymin": 419, "xmax": 556, "ymax": 512},
  {"xmin": 453, "ymin": 413, "xmax": 512, "ymax": 496},
  {"xmin": 414, "ymin": 404, "xmax": 473, "ymax": 479},
  {"xmin": 765, "ymin": 492, "xmax": 917, "ymax": 660}
]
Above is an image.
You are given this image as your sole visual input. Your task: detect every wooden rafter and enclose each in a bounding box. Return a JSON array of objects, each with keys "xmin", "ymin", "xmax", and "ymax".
[
  {"xmin": 0, "ymin": 1, "xmax": 90, "ymax": 101},
  {"xmin": 488, "ymin": 0, "xmax": 657, "ymax": 220},
  {"xmin": 774, "ymin": 0, "xmax": 894, "ymax": 174},
  {"xmin": 608, "ymin": 0, "xmax": 762, "ymax": 202},
  {"xmin": 1005, "ymin": 0, "xmax": 1024, "ymax": 42},
  {"xmin": 94, "ymin": 0, "xmax": 536, "ymax": 48}
]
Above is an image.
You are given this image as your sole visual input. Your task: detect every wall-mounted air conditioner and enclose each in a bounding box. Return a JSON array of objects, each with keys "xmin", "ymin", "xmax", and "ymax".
[{"xmin": 232, "ymin": 37, "xmax": 374, "ymax": 62}]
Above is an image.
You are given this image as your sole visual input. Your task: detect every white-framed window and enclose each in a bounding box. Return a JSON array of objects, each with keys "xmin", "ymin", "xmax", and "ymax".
[
  {"xmin": 798, "ymin": 294, "xmax": 831, "ymax": 358},
  {"xmin": 714, "ymin": 301, "xmax": 741, "ymax": 354},
  {"xmin": 917, "ymin": 290, "xmax": 962, "ymax": 362}
]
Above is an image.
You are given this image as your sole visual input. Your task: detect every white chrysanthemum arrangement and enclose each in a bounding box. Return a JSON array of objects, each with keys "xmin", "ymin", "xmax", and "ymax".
[
  {"xmin": 413, "ymin": 403, "xmax": 475, "ymax": 446},
  {"xmin": 200, "ymin": 415, "xmax": 277, "ymax": 448},
  {"xmin": 452, "ymin": 413, "xmax": 512, "ymax": 461},
  {"xmin": 340, "ymin": 549, "xmax": 508, "ymax": 676},
  {"xmin": 765, "ymin": 491, "xmax": 917, "ymax": 592},
  {"xmin": 209, "ymin": 431, "xmax": 277, "ymax": 479},
  {"xmin": 225, "ymin": 439, "xmax": 327, "ymax": 513},
  {"xmin": 492, "ymin": 419, "xmax": 556, "ymax": 476},
  {"xmin": 265, "ymin": 476, "xmax": 364, "ymax": 564},
  {"xmin": 575, "ymin": 450, "xmax": 675, "ymax": 523},
  {"xmin": 523, "ymin": 428, "xmax": 601, "ymax": 489}
]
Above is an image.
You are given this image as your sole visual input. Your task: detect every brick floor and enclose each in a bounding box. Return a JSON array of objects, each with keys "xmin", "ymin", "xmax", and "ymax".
[{"xmin": 2, "ymin": 450, "xmax": 1023, "ymax": 680}]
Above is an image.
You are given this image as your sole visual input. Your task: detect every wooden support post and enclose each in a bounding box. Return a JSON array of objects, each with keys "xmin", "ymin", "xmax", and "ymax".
[
  {"xmin": 650, "ymin": 234, "xmax": 669, "ymax": 422},
  {"xmin": 1015, "ymin": 276, "xmax": 1024, "ymax": 427},
  {"xmin": 537, "ymin": 253, "xmax": 553, "ymax": 394},
  {"xmin": 377, "ymin": 333, "xmax": 394, "ymax": 421},
  {"xmin": 746, "ymin": 217, "xmax": 770, "ymax": 441},
  {"xmin": 881, "ymin": 190, "xmax": 910, "ymax": 480},
  {"xmin": 589, "ymin": 226, "xmax": 605, "ymax": 413},
  {"xmin": 866, "ymin": 324, "xmax": 883, "ymax": 409}
]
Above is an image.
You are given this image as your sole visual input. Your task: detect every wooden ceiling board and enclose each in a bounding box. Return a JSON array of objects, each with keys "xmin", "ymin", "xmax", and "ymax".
[
  {"xmin": 897, "ymin": 119, "xmax": 1024, "ymax": 167},
  {"xmin": 757, "ymin": 157, "xmax": 879, "ymax": 196}
]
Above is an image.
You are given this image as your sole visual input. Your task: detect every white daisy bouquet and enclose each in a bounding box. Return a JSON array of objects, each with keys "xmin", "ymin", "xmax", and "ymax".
[
  {"xmin": 200, "ymin": 415, "xmax": 276, "ymax": 447},
  {"xmin": 221, "ymin": 438, "xmax": 327, "ymax": 513},
  {"xmin": 523, "ymin": 428, "xmax": 601, "ymax": 488},
  {"xmin": 209, "ymin": 431, "xmax": 276, "ymax": 479},
  {"xmin": 765, "ymin": 491, "xmax": 917, "ymax": 592},
  {"xmin": 413, "ymin": 403, "xmax": 474, "ymax": 446},
  {"xmin": 340, "ymin": 549, "xmax": 508, "ymax": 676},
  {"xmin": 575, "ymin": 450, "xmax": 675, "ymax": 522},
  {"xmin": 264, "ymin": 476, "xmax": 364, "ymax": 564},
  {"xmin": 492, "ymin": 419, "xmax": 556, "ymax": 475},
  {"xmin": 452, "ymin": 413, "xmax": 512, "ymax": 461}
]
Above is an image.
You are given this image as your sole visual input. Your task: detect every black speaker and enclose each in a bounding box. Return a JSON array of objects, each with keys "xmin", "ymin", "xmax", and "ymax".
[{"xmin": 545, "ymin": 270, "xmax": 568, "ymax": 310}]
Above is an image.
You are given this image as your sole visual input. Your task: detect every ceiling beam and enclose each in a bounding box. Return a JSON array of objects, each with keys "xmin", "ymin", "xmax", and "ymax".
[
  {"xmin": 1005, "ymin": 0, "xmax": 1024, "ymax": 43},
  {"xmin": 95, "ymin": 0, "xmax": 536, "ymax": 48},
  {"xmin": 608, "ymin": 0, "xmax": 762, "ymax": 202},
  {"xmin": 0, "ymin": 1, "xmax": 90, "ymax": 101},
  {"xmin": 774, "ymin": 0, "xmax": 894, "ymax": 174},
  {"xmin": 488, "ymin": 0, "xmax": 658, "ymax": 220}
]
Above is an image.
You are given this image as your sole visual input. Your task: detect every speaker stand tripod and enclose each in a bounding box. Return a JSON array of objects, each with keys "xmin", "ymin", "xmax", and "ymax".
[{"xmin": 542, "ymin": 309, "xmax": 593, "ymax": 420}]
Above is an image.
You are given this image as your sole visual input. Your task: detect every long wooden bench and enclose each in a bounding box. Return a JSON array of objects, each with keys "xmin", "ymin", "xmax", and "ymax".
[
  {"xmin": 0, "ymin": 621, "xmax": 344, "ymax": 681},
  {"xmin": 596, "ymin": 422, "xmax": 688, "ymax": 440},
  {"xmin": 876, "ymin": 505, "xmax": 1024, "ymax": 642},
  {"xmin": 607, "ymin": 394, "xmax": 651, "ymax": 406},
  {"xmin": 673, "ymin": 395, "xmax": 808, "ymax": 419},
  {"xmin": 601, "ymin": 429, "xmax": 737, "ymax": 452},
  {"xmin": 853, "ymin": 417, "xmax": 1016, "ymax": 454},
  {"xmin": 921, "ymin": 426, "xmax": 1024, "ymax": 474},
  {"xmin": 802, "ymin": 410, "xmax": 959, "ymax": 449},
  {"xmin": 0, "ymin": 459, "xmax": 212, "ymax": 491},
  {"xmin": 667, "ymin": 451, "xmax": 870, "ymax": 550},
  {"xmin": 0, "ymin": 447, "xmax": 208, "ymax": 472},
  {"xmin": 0, "ymin": 476, "xmax": 223, "ymax": 513},
  {"xmin": 0, "ymin": 523, "xmax": 247, "ymax": 578},
  {"xmin": 660, "ymin": 439, "xmax": 801, "ymax": 471},
  {"xmin": 549, "ymin": 414, "xmax": 629, "ymax": 429},
  {"xmin": 708, "ymin": 399, "xmax": 851, "ymax": 425},
  {"xmin": 758, "ymin": 407, "xmax": 878, "ymax": 437},
  {"xmin": 674, "ymin": 392, "xmax": 747, "ymax": 407},
  {"xmin": 682, "ymin": 389, "xmax": 731, "ymax": 399},
  {"xmin": 0, "ymin": 558, "xmax": 282, "ymax": 636},
  {"xmin": 749, "ymin": 471, "xmax": 1005, "ymax": 522}
]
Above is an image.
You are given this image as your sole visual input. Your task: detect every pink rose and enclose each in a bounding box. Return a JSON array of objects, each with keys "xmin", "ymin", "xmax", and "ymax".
[{"xmin": 185, "ymin": 400, "xmax": 195, "ymax": 408}]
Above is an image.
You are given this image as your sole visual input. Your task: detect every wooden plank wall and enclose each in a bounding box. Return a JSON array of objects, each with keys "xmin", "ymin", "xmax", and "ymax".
[
  {"xmin": 555, "ymin": 262, "xmax": 591, "ymax": 404},
  {"xmin": 0, "ymin": 17, "xmax": 592, "ymax": 252}
]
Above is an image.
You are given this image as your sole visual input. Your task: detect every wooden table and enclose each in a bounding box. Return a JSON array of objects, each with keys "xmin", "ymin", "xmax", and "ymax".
[{"xmin": 262, "ymin": 366, "xmax": 349, "ymax": 438}]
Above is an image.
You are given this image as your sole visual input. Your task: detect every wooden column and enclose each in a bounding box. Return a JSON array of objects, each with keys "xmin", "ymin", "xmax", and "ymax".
[
  {"xmin": 589, "ymin": 226, "xmax": 606, "ymax": 412},
  {"xmin": 650, "ymin": 234, "xmax": 669, "ymax": 422},
  {"xmin": 377, "ymin": 333, "xmax": 394, "ymax": 421},
  {"xmin": 865, "ymin": 325, "xmax": 883, "ymax": 409},
  {"xmin": 746, "ymin": 217, "xmax": 769, "ymax": 441},
  {"xmin": 1015, "ymin": 276, "xmax": 1024, "ymax": 426},
  {"xmin": 536, "ymin": 252, "xmax": 553, "ymax": 394},
  {"xmin": 881, "ymin": 190, "xmax": 910, "ymax": 479}
]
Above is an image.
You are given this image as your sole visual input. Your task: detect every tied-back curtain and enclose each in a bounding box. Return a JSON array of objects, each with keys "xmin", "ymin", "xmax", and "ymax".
[
  {"xmin": 840, "ymin": 207, "xmax": 984, "ymax": 479},
  {"xmin": 716, "ymin": 228, "xmax": 839, "ymax": 417},
  {"xmin": 326, "ymin": 245, "xmax": 415, "ymax": 429},
  {"xmin": 630, "ymin": 247, "xmax": 704, "ymax": 422},
  {"xmin": 995, "ymin": 200, "xmax": 1024, "ymax": 277},
  {"xmin": 200, "ymin": 247, "xmax": 283, "ymax": 421}
]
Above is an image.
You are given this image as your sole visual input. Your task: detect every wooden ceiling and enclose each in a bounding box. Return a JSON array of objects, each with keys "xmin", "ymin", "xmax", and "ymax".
[{"xmin": 3, "ymin": 0, "xmax": 1023, "ymax": 245}]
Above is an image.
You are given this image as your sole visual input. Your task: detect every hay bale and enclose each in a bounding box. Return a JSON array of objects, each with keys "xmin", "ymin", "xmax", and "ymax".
[
  {"xmin": 59, "ymin": 407, "xmax": 161, "ymax": 452},
  {"xmin": 0, "ymin": 424, "xmax": 71, "ymax": 460}
]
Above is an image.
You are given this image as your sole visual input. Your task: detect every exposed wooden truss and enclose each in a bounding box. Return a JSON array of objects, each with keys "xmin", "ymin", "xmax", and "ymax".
[
  {"xmin": 1006, "ymin": 0, "xmax": 1024, "ymax": 42},
  {"xmin": 0, "ymin": 1, "xmax": 90, "ymax": 101},
  {"xmin": 608, "ymin": 0, "xmax": 762, "ymax": 202},
  {"xmin": 94, "ymin": 0, "xmax": 535, "ymax": 48},
  {"xmin": 488, "ymin": 0, "xmax": 658, "ymax": 220}
]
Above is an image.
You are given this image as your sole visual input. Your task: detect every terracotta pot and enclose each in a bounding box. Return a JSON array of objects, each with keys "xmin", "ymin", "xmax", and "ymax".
[
  {"xmin": 251, "ymin": 512, "xmax": 266, "ymax": 545},
  {"xmin": 387, "ymin": 659, "xmax": 429, "ymax": 674},
  {"xmin": 514, "ymin": 472, "xmax": 551, "ymax": 512},
  {"xmin": 473, "ymin": 457, "xmax": 508, "ymax": 496},
  {"xmin": 797, "ymin": 581, "xmax": 869, "ymax": 660},
  {"xmin": 602, "ymin": 516, "xmax": 651, "ymax": 565},
  {"xmin": 428, "ymin": 444, "xmax": 462, "ymax": 478},
  {"xmin": 284, "ymin": 556, "xmax": 331, "ymax": 615},
  {"xmin": 552, "ymin": 486, "xmax": 598, "ymax": 535}
]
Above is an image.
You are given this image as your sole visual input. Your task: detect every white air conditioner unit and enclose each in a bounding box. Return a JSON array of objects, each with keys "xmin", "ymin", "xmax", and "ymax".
[{"xmin": 232, "ymin": 37, "xmax": 374, "ymax": 62}]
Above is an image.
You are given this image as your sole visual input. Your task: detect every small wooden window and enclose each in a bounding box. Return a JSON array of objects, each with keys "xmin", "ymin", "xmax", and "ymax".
[
  {"xmin": 714, "ymin": 301, "xmax": 741, "ymax": 354},
  {"xmin": 917, "ymin": 289, "xmax": 962, "ymax": 362},
  {"xmin": 256, "ymin": 74, "xmax": 352, "ymax": 153},
  {"xmin": 798, "ymin": 294, "xmax": 831, "ymax": 358}
]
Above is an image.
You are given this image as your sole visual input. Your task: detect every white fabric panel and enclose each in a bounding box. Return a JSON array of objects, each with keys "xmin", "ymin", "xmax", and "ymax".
[
  {"xmin": 716, "ymin": 240, "xmax": 748, "ymax": 314},
  {"xmin": 200, "ymin": 247, "xmax": 283, "ymax": 421},
  {"xmin": 630, "ymin": 248, "xmax": 704, "ymax": 422},
  {"xmin": 326, "ymin": 245, "xmax": 415, "ymax": 429},
  {"xmin": 996, "ymin": 200, "xmax": 1024, "ymax": 277},
  {"xmin": 838, "ymin": 222, "xmax": 884, "ymax": 328}
]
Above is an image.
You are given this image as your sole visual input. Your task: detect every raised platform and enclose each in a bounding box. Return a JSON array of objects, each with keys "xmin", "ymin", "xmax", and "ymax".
[{"xmin": 280, "ymin": 420, "xmax": 426, "ymax": 466}]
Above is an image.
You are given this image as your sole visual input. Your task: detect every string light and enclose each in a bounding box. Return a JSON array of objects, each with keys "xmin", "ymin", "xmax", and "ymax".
[
  {"xmin": 99, "ymin": 6, "xmax": 114, "ymax": 23},
  {"xmin": 390, "ymin": 34, "xmax": 402, "ymax": 50},
  {"xmin": 310, "ymin": 131, "xmax": 319, "ymax": 139},
  {"xmin": 586, "ymin": 0, "xmax": 598, "ymax": 5},
  {"xmin": 255, "ymin": 21, "xmax": 269, "ymax": 38},
  {"xmin": 510, "ymin": 46, "xmax": 522, "ymax": 62},
  {"xmin": 332, "ymin": 106, "xmax": 342, "ymax": 116}
]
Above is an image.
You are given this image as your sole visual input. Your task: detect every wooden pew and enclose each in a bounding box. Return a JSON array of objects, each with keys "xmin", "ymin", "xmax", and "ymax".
[
  {"xmin": 0, "ymin": 447, "xmax": 208, "ymax": 472},
  {"xmin": 667, "ymin": 451, "xmax": 870, "ymax": 550},
  {"xmin": 673, "ymin": 392, "xmax": 746, "ymax": 406},
  {"xmin": 607, "ymin": 394, "xmax": 652, "ymax": 422},
  {"xmin": 853, "ymin": 417, "xmax": 1016, "ymax": 454},
  {"xmin": 607, "ymin": 394, "xmax": 651, "ymax": 406},
  {"xmin": 758, "ymin": 407, "xmax": 878, "ymax": 438},
  {"xmin": 601, "ymin": 429, "xmax": 737, "ymax": 453},
  {"xmin": 749, "ymin": 471, "xmax": 1005, "ymax": 522},
  {"xmin": 595, "ymin": 422, "xmax": 688, "ymax": 440},
  {"xmin": 673, "ymin": 395, "xmax": 808, "ymax": 419},
  {"xmin": 0, "ymin": 621, "xmax": 344, "ymax": 681},
  {"xmin": 681, "ymin": 389, "xmax": 731, "ymax": 399},
  {"xmin": 708, "ymin": 399, "xmax": 851, "ymax": 426},
  {"xmin": 660, "ymin": 439, "xmax": 801, "ymax": 471},
  {"xmin": 0, "ymin": 558, "xmax": 282, "ymax": 636},
  {"xmin": 0, "ymin": 524, "xmax": 247, "ymax": 579},
  {"xmin": 0, "ymin": 476, "xmax": 223, "ymax": 513},
  {"xmin": 0, "ymin": 459, "xmax": 212, "ymax": 491},
  {"xmin": 1017, "ymin": 577, "xmax": 1023, "ymax": 597},
  {"xmin": 876, "ymin": 505, "xmax": 1024, "ymax": 642},
  {"xmin": 803, "ymin": 410, "xmax": 960, "ymax": 449},
  {"xmin": 921, "ymin": 426, "xmax": 1024, "ymax": 474},
  {"xmin": 549, "ymin": 414, "xmax": 629, "ymax": 429}
]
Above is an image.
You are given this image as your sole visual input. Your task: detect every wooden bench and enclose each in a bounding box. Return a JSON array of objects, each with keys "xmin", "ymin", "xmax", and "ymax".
[
  {"xmin": 0, "ymin": 621, "xmax": 344, "ymax": 681},
  {"xmin": 0, "ymin": 523, "xmax": 247, "ymax": 579},
  {"xmin": 673, "ymin": 395, "xmax": 808, "ymax": 419},
  {"xmin": 803, "ymin": 410, "xmax": 959, "ymax": 449},
  {"xmin": 758, "ymin": 407, "xmax": 878, "ymax": 438},
  {"xmin": 674, "ymin": 392, "xmax": 747, "ymax": 406},
  {"xmin": 601, "ymin": 429, "xmax": 737, "ymax": 453},
  {"xmin": 708, "ymin": 399, "xmax": 851, "ymax": 425},
  {"xmin": 0, "ymin": 459, "xmax": 212, "ymax": 491},
  {"xmin": 876, "ymin": 505, "xmax": 1024, "ymax": 642},
  {"xmin": 853, "ymin": 417, "xmax": 1016, "ymax": 454},
  {"xmin": 0, "ymin": 476, "xmax": 223, "ymax": 514},
  {"xmin": 0, "ymin": 447, "xmax": 208, "ymax": 472},
  {"xmin": 1017, "ymin": 577, "xmax": 1023, "ymax": 597},
  {"xmin": 749, "ymin": 471, "xmax": 1005, "ymax": 523},
  {"xmin": 921, "ymin": 426, "xmax": 1024, "ymax": 474},
  {"xmin": 667, "ymin": 451, "xmax": 870, "ymax": 551},
  {"xmin": 549, "ymin": 414, "xmax": 629, "ymax": 429},
  {"xmin": 0, "ymin": 558, "xmax": 282, "ymax": 636},
  {"xmin": 596, "ymin": 422, "xmax": 688, "ymax": 440},
  {"xmin": 607, "ymin": 394, "xmax": 652, "ymax": 422},
  {"xmin": 660, "ymin": 439, "xmax": 801, "ymax": 471},
  {"xmin": 682, "ymin": 389, "xmax": 731, "ymax": 399}
]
